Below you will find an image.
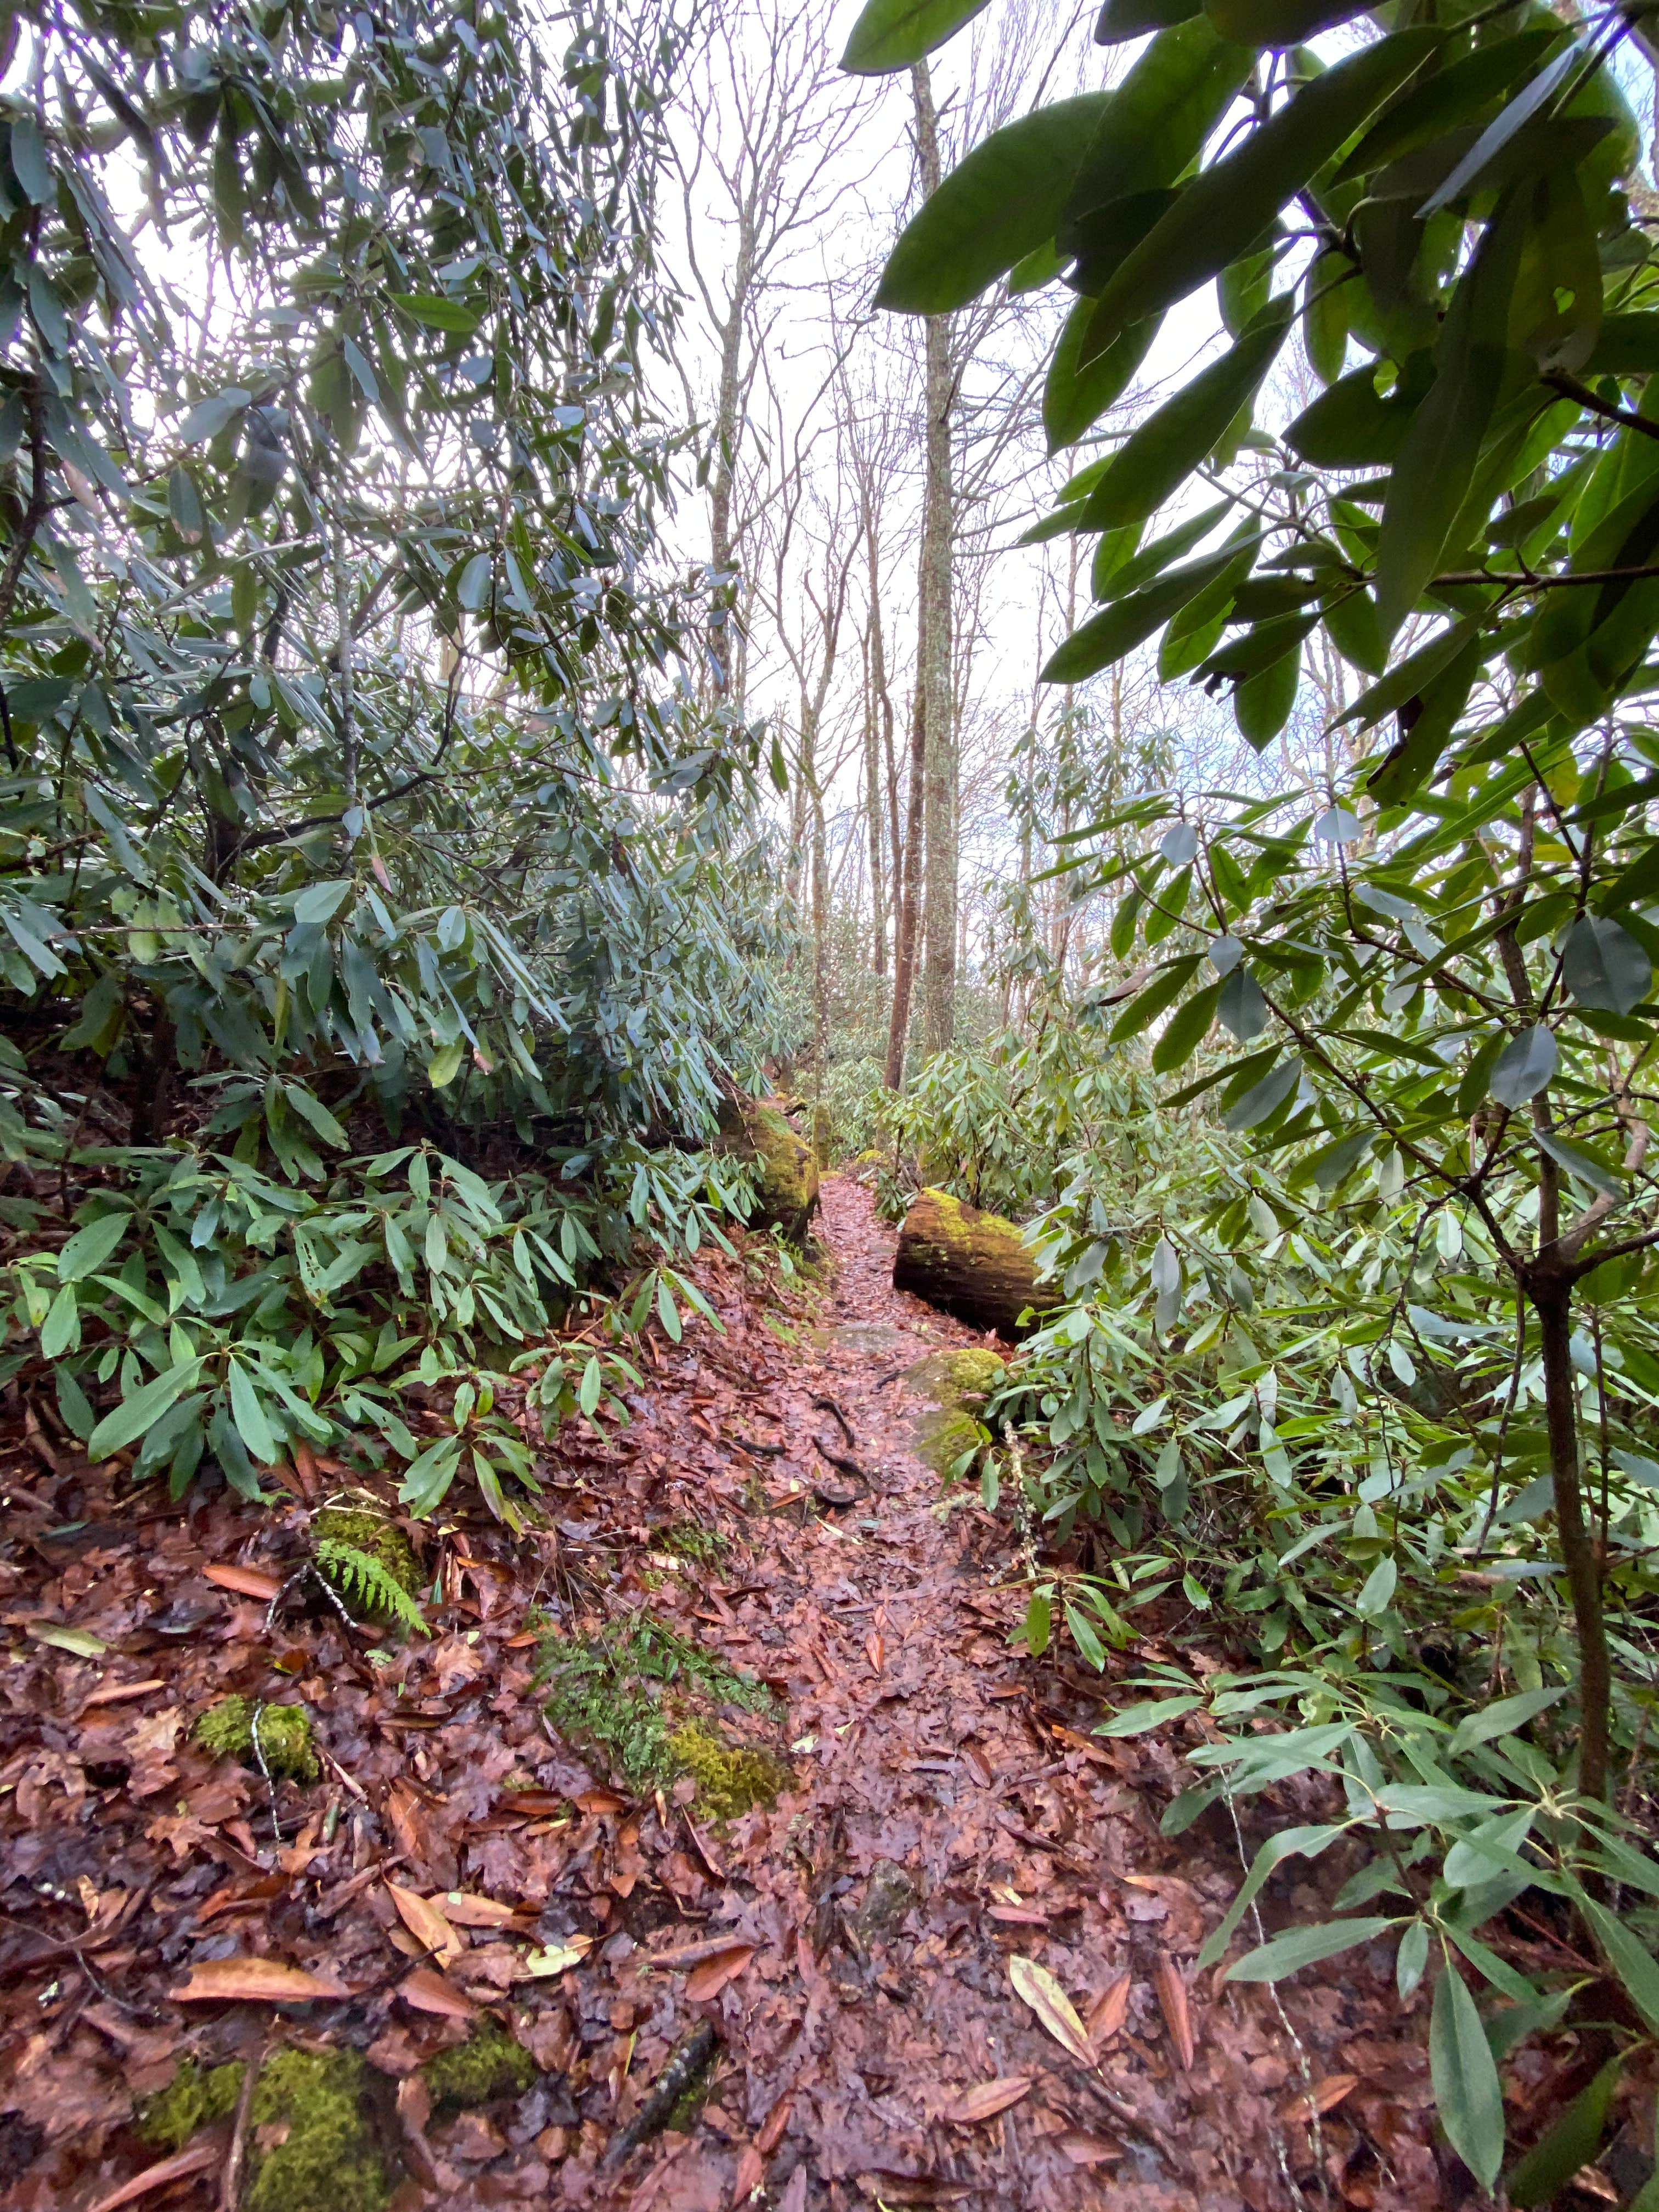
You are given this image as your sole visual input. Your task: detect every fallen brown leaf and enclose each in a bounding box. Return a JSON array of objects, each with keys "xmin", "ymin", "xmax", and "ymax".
[
  {"xmin": 1154, "ymin": 1952, "xmax": 1195, "ymax": 2070},
  {"xmin": 1086, "ymin": 1972, "xmax": 1132, "ymax": 2049},
  {"xmin": 385, "ymin": 1879, "xmax": 461, "ymax": 1966},
  {"xmin": 854, "ymin": 2179, "xmax": 969, "ymax": 2205},
  {"xmin": 647, "ymin": 1933, "xmax": 761, "ymax": 1971},
  {"xmin": 1008, "ymin": 1955, "xmax": 1092, "ymax": 2066},
  {"xmin": 80, "ymin": 1678, "xmax": 166, "ymax": 1709},
  {"xmin": 435, "ymin": 1891, "xmax": 525, "ymax": 1929},
  {"xmin": 204, "ymin": 1562, "xmax": 284, "ymax": 1600},
  {"xmin": 87, "ymin": 2140, "xmax": 222, "ymax": 2212},
  {"xmin": 399, "ymin": 1966, "xmax": 478, "ymax": 2020},
  {"xmin": 1056, "ymin": 2130, "xmax": 1121, "ymax": 2166},
  {"xmin": 173, "ymin": 1956, "xmax": 347, "ymax": 2004},
  {"xmin": 1282, "ymin": 2072, "xmax": 1359, "ymax": 2123},
  {"xmin": 943, "ymin": 2076, "xmax": 1033, "ymax": 2125},
  {"xmin": 685, "ymin": 1942, "xmax": 755, "ymax": 2001},
  {"xmin": 986, "ymin": 1903, "xmax": 1049, "ymax": 1926},
  {"xmin": 731, "ymin": 2142, "xmax": 765, "ymax": 2202},
  {"xmin": 756, "ymin": 2089, "xmax": 793, "ymax": 2155}
]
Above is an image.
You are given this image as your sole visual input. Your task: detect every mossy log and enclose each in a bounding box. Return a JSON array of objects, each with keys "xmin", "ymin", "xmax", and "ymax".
[
  {"xmin": 892, "ymin": 1187, "xmax": 1046, "ymax": 1340},
  {"xmin": 717, "ymin": 1094, "xmax": 819, "ymax": 1240}
]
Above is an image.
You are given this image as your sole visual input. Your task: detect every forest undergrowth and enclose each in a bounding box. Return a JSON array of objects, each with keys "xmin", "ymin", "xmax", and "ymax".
[{"xmin": 0, "ymin": 1172, "xmax": 1515, "ymax": 2212}]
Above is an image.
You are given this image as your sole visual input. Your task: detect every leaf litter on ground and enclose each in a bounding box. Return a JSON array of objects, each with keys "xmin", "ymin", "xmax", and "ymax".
[{"xmin": 0, "ymin": 1176, "xmax": 1575, "ymax": 2209}]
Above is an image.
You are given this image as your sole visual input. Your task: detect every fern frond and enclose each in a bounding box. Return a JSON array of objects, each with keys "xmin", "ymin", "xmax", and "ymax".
[{"xmin": 315, "ymin": 1538, "xmax": 430, "ymax": 1637}]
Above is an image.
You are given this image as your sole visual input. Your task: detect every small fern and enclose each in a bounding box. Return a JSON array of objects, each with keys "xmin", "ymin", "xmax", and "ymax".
[{"xmin": 315, "ymin": 1538, "xmax": 430, "ymax": 1636}]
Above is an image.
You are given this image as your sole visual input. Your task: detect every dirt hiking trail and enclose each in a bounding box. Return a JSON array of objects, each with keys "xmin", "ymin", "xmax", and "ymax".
[{"xmin": 1, "ymin": 1175, "xmax": 1447, "ymax": 2212}]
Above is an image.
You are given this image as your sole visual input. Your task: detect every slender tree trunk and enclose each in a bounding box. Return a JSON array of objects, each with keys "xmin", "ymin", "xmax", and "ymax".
[
  {"xmin": 811, "ymin": 771, "xmax": 828, "ymax": 1093},
  {"xmin": 865, "ymin": 536, "xmax": 894, "ymax": 976},
  {"xmin": 884, "ymin": 674, "xmax": 926, "ymax": 1088},
  {"xmin": 912, "ymin": 59, "xmax": 956, "ymax": 1058},
  {"xmin": 707, "ymin": 223, "xmax": 756, "ymax": 699},
  {"xmin": 1530, "ymin": 1271, "xmax": 1611, "ymax": 1799}
]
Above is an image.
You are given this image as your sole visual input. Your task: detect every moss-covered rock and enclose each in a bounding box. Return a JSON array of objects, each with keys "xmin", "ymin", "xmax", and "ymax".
[
  {"xmin": 667, "ymin": 1723, "xmax": 789, "ymax": 1819},
  {"xmin": 140, "ymin": 2058, "xmax": 245, "ymax": 2152},
  {"xmin": 141, "ymin": 2049, "xmax": 392, "ymax": 2212},
  {"xmin": 422, "ymin": 2023, "xmax": 537, "ymax": 2115},
  {"xmin": 903, "ymin": 1346, "xmax": 1007, "ymax": 1476},
  {"xmin": 195, "ymin": 1696, "xmax": 320, "ymax": 1783},
  {"xmin": 718, "ymin": 1096, "xmax": 819, "ymax": 1240},
  {"xmin": 314, "ymin": 1503, "xmax": 422, "ymax": 1600},
  {"xmin": 906, "ymin": 1348, "xmax": 1007, "ymax": 1406}
]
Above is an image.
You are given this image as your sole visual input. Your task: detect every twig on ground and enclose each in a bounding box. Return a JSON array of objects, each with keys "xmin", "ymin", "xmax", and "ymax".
[
  {"xmin": 221, "ymin": 2026, "xmax": 270, "ymax": 2210},
  {"xmin": 602, "ymin": 2021, "xmax": 719, "ymax": 2169}
]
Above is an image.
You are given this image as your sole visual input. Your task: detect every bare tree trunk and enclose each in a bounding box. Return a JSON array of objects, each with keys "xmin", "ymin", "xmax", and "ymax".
[
  {"xmin": 912, "ymin": 59, "xmax": 956, "ymax": 1059},
  {"xmin": 1531, "ymin": 1272, "xmax": 1611, "ymax": 1801},
  {"xmin": 884, "ymin": 673, "xmax": 926, "ymax": 1088},
  {"xmin": 811, "ymin": 770, "xmax": 829, "ymax": 1092},
  {"xmin": 707, "ymin": 221, "xmax": 754, "ymax": 697},
  {"xmin": 864, "ymin": 568, "xmax": 891, "ymax": 977}
]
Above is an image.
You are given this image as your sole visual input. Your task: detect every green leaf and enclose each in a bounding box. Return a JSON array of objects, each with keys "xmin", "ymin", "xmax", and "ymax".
[
  {"xmin": 293, "ymin": 878, "xmax": 354, "ymax": 927},
  {"xmin": 32, "ymin": 1623, "xmax": 108, "ymax": 1657},
  {"xmin": 87, "ymin": 1358, "xmax": 204, "ymax": 1458},
  {"xmin": 58, "ymin": 1211, "xmax": 128, "ymax": 1283},
  {"xmin": 1374, "ymin": 188, "xmax": 1528, "ymax": 637},
  {"xmin": 1025, "ymin": 1588, "xmax": 1051, "ymax": 1657},
  {"xmin": 40, "ymin": 1284, "xmax": 81, "ymax": 1359},
  {"xmin": 878, "ymin": 94, "xmax": 1113, "ymax": 316},
  {"xmin": 1204, "ymin": 0, "xmax": 1367, "ymax": 43},
  {"xmin": 1098, "ymin": 1692, "xmax": 1203, "ymax": 1735},
  {"xmin": 1355, "ymin": 1555, "xmax": 1397, "ymax": 1617},
  {"xmin": 179, "ymin": 387, "xmax": 251, "ymax": 444},
  {"xmin": 1286, "ymin": 365, "xmax": 1417, "ymax": 469},
  {"xmin": 1562, "ymin": 913, "xmax": 1651, "ymax": 1015},
  {"xmin": 1099, "ymin": 501, "xmax": 1234, "ymax": 600},
  {"xmin": 1063, "ymin": 18, "xmax": 1253, "ymax": 223},
  {"xmin": 1043, "ymin": 298, "xmax": 1160, "ymax": 453},
  {"xmin": 1227, "ymin": 1916, "xmax": 1396, "ymax": 1983},
  {"xmin": 1222, "ymin": 1054, "xmax": 1301, "ymax": 1131},
  {"xmin": 1507, "ymin": 2059, "xmax": 1621, "ymax": 2208},
  {"xmin": 1577, "ymin": 1893, "xmax": 1659, "ymax": 2036},
  {"xmin": 1537, "ymin": 1130, "xmax": 1623, "ymax": 1199},
  {"xmin": 9, "ymin": 115, "xmax": 54, "ymax": 204},
  {"xmin": 1081, "ymin": 31, "xmax": 1440, "ymax": 349},
  {"xmin": 1094, "ymin": 0, "xmax": 1202, "ymax": 43},
  {"xmin": 1333, "ymin": 27, "xmax": 1567, "ymax": 185},
  {"xmin": 228, "ymin": 1359, "xmax": 280, "ymax": 1466},
  {"xmin": 1042, "ymin": 541, "xmax": 1253, "ymax": 682},
  {"xmin": 388, "ymin": 291, "xmax": 481, "ymax": 334},
  {"xmin": 1234, "ymin": 648, "xmax": 1301, "ymax": 749},
  {"xmin": 1078, "ymin": 310, "xmax": 1292, "ymax": 532},
  {"xmin": 1446, "ymin": 1684, "xmax": 1565, "ymax": 1757},
  {"xmin": 285, "ymin": 1085, "xmax": 349, "ymax": 1149},
  {"xmin": 840, "ymin": 0, "xmax": 991, "ymax": 72},
  {"xmin": 1110, "ymin": 957, "xmax": 1203, "ymax": 1041},
  {"xmin": 1430, "ymin": 1962, "xmax": 1505, "ymax": 2191},
  {"xmin": 1489, "ymin": 1025, "xmax": 1556, "ymax": 1109},
  {"xmin": 427, "ymin": 1040, "xmax": 465, "ymax": 1088},
  {"xmin": 1152, "ymin": 981, "xmax": 1221, "ymax": 1072},
  {"xmin": 1198, "ymin": 1823, "xmax": 1348, "ymax": 1970}
]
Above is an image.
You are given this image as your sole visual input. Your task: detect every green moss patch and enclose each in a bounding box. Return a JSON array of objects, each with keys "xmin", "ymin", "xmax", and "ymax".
[
  {"xmin": 909, "ymin": 1407, "xmax": 986, "ymax": 1477},
  {"xmin": 667, "ymin": 1724, "xmax": 789, "ymax": 1818},
  {"xmin": 195, "ymin": 1696, "xmax": 320, "ymax": 1782},
  {"xmin": 141, "ymin": 2049, "xmax": 391, "ymax": 2212},
  {"xmin": 538, "ymin": 1610, "xmax": 782, "ymax": 1808},
  {"xmin": 422, "ymin": 2023, "xmax": 537, "ymax": 2115},
  {"xmin": 140, "ymin": 2057, "xmax": 245, "ymax": 2152}
]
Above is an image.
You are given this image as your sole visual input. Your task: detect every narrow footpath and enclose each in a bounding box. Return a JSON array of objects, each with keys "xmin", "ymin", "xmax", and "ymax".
[{"xmin": 0, "ymin": 1175, "xmax": 1443, "ymax": 2212}]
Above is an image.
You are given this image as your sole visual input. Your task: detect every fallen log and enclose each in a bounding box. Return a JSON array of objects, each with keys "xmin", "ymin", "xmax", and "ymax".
[{"xmin": 891, "ymin": 1187, "xmax": 1047, "ymax": 1340}]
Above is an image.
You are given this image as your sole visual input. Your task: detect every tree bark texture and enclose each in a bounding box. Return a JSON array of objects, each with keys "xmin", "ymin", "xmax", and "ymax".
[
  {"xmin": 892, "ymin": 1187, "xmax": 1048, "ymax": 1339},
  {"xmin": 911, "ymin": 60, "xmax": 956, "ymax": 1060},
  {"xmin": 1530, "ymin": 1272, "xmax": 1610, "ymax": 1800}
]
